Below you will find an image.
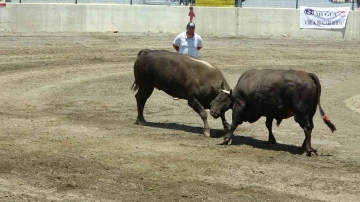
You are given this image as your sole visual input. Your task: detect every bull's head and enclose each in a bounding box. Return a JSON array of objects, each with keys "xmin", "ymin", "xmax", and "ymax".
[{"xmin": 210, "ymin": 89, "xmax": 233, "ymax": 119}]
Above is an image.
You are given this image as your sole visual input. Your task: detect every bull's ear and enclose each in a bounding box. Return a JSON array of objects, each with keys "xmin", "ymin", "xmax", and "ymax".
[
  {"xmin": 234, "ymin": 98, "xmax": 245, "ymax": 107},
  {"xmin": 211, "ymin": 86, "xmax": 218, "ymax": 93},
  {"xmin": 220, "ymin": 82, "xmax": 225, "ymax": 90}
]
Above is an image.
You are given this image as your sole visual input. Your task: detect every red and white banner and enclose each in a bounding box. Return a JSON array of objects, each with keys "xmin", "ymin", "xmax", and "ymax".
[
  {"xmin": 300, "ymin": 7, "xmax": 350, "ymax": 29},
  {"xmin": 0, "ymin": 2, "xmax": 6, "ymax": 7}
]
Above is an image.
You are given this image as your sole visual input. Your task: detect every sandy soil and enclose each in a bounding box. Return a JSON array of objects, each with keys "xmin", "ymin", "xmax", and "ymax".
[{"xmin": 0, "ymin": 32, "xmax": 359, "ymax": 202}]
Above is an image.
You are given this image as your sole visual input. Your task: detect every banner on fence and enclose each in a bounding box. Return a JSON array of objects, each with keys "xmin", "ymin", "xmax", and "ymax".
[
  {"xmin": 196, "ymin": 0, "xmax": 233, "ymax": 7},
  {"xmin": 300, "ymin": 7, "xmax": 350, "ymax": 29}
]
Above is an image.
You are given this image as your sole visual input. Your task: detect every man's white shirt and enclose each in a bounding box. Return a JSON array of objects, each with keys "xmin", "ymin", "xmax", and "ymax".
[{"xmin": 173, "ymin": 32, "xmax": 203, "ymax": 58}]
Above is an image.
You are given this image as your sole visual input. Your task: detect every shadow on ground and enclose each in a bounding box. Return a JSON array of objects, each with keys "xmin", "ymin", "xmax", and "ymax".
[
  {"xmin": 230, "ymin": 135, "xmax": 305, "ymax": 155},
  {"xmin": 142, "ymin": 121, "xmax": 306, "ymax": 155},
  {"xmin": 143, "ymin": 121, "xmax": 226, "ymax": 137}
]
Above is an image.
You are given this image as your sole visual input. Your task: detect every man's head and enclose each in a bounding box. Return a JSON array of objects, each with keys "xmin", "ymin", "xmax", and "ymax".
[{"xmin": 186, "ymin": 22, "xmax": 195, "ymax": 36}]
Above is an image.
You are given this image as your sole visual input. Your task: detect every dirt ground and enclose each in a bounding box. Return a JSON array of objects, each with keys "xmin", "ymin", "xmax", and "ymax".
[{"xmin": 0, "ymin": 32, "xmax": 359, "ymax": 202}]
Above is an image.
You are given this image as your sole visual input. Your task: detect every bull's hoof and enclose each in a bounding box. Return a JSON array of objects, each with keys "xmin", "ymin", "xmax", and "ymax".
[
  {"xmin": 219, "ymin": 138, "xmax": 231, "ymax": 145},
  {"xmin": 203, "ymin": 129, "xmax": 211, "ymax": 138},
  {"xmin": 135, "ymin": 118, "xmax": 147, "ymax": 125},
  {"xmin": 268, "ymin": 138, "xmax": 277, "ymax": 145},
  {"xmin": 306, "ymin": 148, "xmax": 318, "ymax": 157}
]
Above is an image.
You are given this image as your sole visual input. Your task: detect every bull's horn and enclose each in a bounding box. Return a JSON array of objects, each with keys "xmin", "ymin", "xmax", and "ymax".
[{"xmin": 221, "ymin": 90, "xmax": 231, "ymax": 95}]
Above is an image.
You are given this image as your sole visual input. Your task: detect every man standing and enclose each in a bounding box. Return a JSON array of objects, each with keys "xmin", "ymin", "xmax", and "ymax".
[
  {"xmin": 172, "ymin": 22, "xmax": 203, "ymax": 100},
  {"xmin": 173, "ymin": 22, "xmax": 203, "ymax": 58}
]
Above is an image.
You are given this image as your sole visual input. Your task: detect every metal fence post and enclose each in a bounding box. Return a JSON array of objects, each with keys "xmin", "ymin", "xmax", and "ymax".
[
  {"xmin": 130, "ymin": 0, "xmax": 132, "ymax": 5},
  {"xmin": 296, "ymin": 0, "xmax": 298, "ymax": 9},
  {"xmin": 235, "ymin": 0, "xmax": 242, "ymax": 7},
  {"xmin": 75, "ymin": 0, "xmax": 77, "ymax": 4},
  {"xmin": 351, "ymin": 0, "xmax": 355, "ymax": 10}
]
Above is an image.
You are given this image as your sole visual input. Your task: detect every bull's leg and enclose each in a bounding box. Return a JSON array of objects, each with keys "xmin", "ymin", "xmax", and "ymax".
[
  {"xmin": 135, "ymin": 86, "xmax": 154, "ymax": 125},
  {"xmin": 219, "ymin": 107, "xmax": 243, "ymax": 145},
  {"xmin": 265, "ymin": 117, "xmax": 277, "ymax": 144},
  {"xmin": 187, "ymin": 97, "xmax": 211, "ymax": 137},
  {"xmin": 297, "ymin": 116, "xmax": 316, "ymax": 157},
  {"xmin": 220, "ymin": 114, "xmax": 230, "ymax": 131}
]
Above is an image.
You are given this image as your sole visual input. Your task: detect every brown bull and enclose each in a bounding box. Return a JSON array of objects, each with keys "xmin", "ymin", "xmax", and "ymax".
[{"xmin": 131, "ymin": 49, "xmax": 231, "ymax": 137}]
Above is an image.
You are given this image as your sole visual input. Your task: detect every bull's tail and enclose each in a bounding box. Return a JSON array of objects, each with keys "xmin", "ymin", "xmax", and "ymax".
[
  {"xmin": 309, "ymin": 73, "xmax": 336, "ymax": 132},
  {"xmin": 137, "ymin": 49, "xmax": 152, "ymax": 56},
  {"xmin": 131, "ymin": 81, "xmax": 138, "ymax": 92},
  {"xmin": 131, "ymin": 49, "xmax": 153, "ymax": 92}
]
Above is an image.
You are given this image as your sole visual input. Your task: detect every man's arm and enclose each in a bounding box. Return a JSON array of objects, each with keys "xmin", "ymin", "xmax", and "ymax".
[
  {"xmin": 173, "ymin": 44, "xmax": 179, "ymax": 52},
  {"xmin": 197, "ymin": 36, "xmax": 203, "ymax": 51},
  {"xmin": 173, "ymin": 34, "xmax": 181, "ymax": 52}
]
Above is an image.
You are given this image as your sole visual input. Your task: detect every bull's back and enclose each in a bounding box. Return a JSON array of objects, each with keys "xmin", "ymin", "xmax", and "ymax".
[
  {"xmin": 134, "ymin": 50, "xmax": 229, "ymax": 101},
  {"xmin": 237, "ymin": 69, "xmax": 314, "ymax": 91},
  {"xmin": 235, "ymin": 69, "xmax": 317, "ymax": 108}
]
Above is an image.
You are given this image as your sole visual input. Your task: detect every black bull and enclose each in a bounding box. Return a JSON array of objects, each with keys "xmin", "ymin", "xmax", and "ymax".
[
  {"xmin": 210, "ymin": 69, "xmax": 336, "ymax": 156},
  {"xmin": 131, "ymin": 49, "xmax": 231, "ymax": 136}
]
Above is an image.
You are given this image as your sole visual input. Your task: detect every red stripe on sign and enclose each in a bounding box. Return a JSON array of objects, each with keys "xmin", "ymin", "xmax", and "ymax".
[{"xmin": 0, "ymin": 3, "xmax": 6, "ymax": 7}]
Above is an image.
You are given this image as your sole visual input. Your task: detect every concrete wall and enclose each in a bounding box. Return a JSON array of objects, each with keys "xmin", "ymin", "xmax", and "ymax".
[{"xmin": 0, "ymin": 3, "xmax": 359, "ymax": 38}]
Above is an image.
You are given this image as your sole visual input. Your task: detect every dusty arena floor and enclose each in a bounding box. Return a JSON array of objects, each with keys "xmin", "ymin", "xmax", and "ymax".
[{"xmin": 0, "ymin": 33, "xmax": 359, "ymax": 201}]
